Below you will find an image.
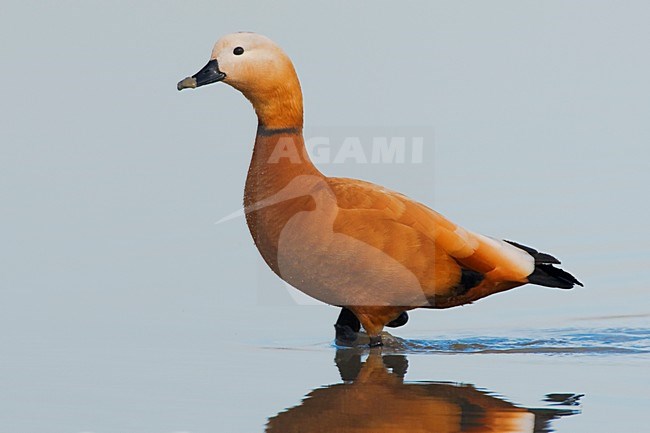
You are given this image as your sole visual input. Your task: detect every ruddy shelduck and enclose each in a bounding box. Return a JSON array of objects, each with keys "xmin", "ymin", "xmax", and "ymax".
[{"xmin": 178, "ymin": 33, "xmax": 582, "ymax": 346}]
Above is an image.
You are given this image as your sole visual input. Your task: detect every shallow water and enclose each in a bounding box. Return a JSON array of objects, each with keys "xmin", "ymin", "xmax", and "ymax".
[
  {"xmin": 369, "ymin": 326, "xmax": 650, "ymax": 354},
  {"xmin": 2, "ymin": 308, "xmax": 648, "ymax": 432}
]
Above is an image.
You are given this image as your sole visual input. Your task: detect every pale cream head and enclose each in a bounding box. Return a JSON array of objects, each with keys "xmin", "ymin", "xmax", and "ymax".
[{"xmin": 178, "ymin": 32, "xmax": 304, "ymax": 130}]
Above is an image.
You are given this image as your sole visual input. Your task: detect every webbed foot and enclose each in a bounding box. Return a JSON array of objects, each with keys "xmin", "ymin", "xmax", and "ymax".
[
  {"xmin": 335, "ymin": 324, "xmax": 359, "ymax": 345},
  {"xmin": 334, "ymin": 308, "xmax": 361, "ymax": 345}
]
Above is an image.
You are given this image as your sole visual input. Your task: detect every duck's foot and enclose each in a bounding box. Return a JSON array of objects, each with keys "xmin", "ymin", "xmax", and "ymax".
[
  {"xmin": 334, "ymin": 308, "xmax": 361, "ymax": 345},
  {"xmin": 368, "ymin": 335, "xmax": 383, "ymax": 347},
  {"xmin": 334, "ymin": 324, "xmax": 358, "ymax": 345},
  {"xmin": 386, "ymin": 311, "xmax": 409, "ymax": 328}
]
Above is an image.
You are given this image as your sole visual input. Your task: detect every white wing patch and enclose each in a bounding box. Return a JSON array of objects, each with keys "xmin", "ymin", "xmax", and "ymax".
[{"xmin": 475, "ymin": 233, "xmax": 535, "ymax": 276}]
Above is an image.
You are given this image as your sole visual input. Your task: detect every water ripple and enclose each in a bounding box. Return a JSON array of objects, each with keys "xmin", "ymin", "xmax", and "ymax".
[{"xmin": 340, "ymin": 327, "xmax": 650, "ymax": 355}]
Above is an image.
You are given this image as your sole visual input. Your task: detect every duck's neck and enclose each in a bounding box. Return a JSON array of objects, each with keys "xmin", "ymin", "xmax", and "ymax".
[
  {"xmin": 243, "ymin": 75, "xmax": 321, "ymax": 205},
  {"xmin": 244, "ymin": 128, "xmax": 322, "ymax": 207},
  {"xmin": 243, "ymin": 71, "xmax": 304, "ymax": 131}
]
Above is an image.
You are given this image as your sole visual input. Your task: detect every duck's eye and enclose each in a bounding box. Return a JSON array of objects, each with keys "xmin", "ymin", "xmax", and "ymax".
[{"xmin": 233, "ymin": 46, "xmax": 244, "ymax": 56}]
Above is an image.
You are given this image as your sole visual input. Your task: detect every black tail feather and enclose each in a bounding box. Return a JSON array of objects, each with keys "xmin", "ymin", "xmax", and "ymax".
[
  {"xmin": 506, "ymin": 240, "xmax": 583, "ymax": 289},
  {"xmin": 505, "ymin": 240, "xmax": 561, "ymax": 264},
  {"xmin": 528, "ymin": 263, "xmax": 583, "ymax": 289}
]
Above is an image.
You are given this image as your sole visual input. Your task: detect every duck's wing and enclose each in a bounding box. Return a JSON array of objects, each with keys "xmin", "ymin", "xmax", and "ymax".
[{"xmin": 326, "ymin": 177, "xmax": 535, "ymax": 287}]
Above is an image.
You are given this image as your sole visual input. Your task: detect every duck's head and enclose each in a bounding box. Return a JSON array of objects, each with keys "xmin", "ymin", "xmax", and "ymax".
[{"xmin": 178, "ymin": 32, "xmax": 303, "ymax": 130}]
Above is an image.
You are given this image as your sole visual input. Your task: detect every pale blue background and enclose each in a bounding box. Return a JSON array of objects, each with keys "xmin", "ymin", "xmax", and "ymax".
[{"xmin": 1, "ymin": 1, "xmax": 649, "ymax": 432}]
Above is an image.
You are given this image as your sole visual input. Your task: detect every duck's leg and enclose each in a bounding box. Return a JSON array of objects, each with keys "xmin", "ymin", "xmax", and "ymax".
[
  {"xmin": 338, "ymin": 307, "xmax": 406, "ymax": 347},
  {"xmin": 334, "ymin": 308, "xmax": 360, "ymax": 344},
  {"xmin": 353, "ymin": 307, "xmax": 389, "ymax": 347}
]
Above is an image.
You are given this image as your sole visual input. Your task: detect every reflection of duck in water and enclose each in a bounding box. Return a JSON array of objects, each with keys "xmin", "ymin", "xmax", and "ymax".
[{"xmin": 266, "ymin": 351, "xmax": 580, "ymax": 433}]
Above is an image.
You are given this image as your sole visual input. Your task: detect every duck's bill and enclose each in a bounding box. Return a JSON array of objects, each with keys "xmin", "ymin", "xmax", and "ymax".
[{"xmin": 177, "ymin": 59, "xmax": 226, "ymax": 91}]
